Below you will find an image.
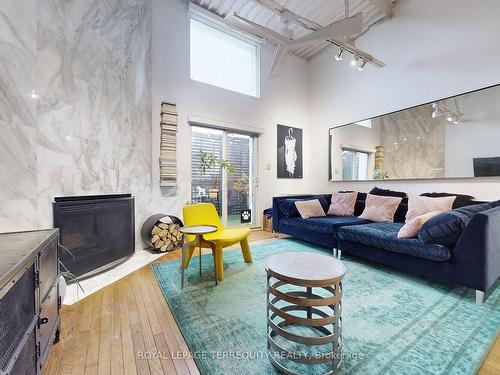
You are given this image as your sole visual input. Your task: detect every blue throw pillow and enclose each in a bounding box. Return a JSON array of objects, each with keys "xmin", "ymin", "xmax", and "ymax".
[
  {"xmin": 418, "ymin": 201, "xmax": 498, "ymax": 248},
  {"xmin": 278, "ymin": 195, "xmax": 329, "ymax": 218},
  {"xmin": 418, "ymin": 211, "xmax": 469, "ymax": 248}
]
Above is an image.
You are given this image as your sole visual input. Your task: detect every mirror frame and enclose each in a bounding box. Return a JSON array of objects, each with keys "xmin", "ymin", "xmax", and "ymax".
[{"xmin": 328, "ymin": 82, "xmax": 500, "ymax": 182}]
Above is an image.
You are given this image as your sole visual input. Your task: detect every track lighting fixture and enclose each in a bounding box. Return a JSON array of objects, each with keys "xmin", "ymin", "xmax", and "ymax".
[
  {"xmin": 334, "ymin": 48, "xmax": 344, "ymax": 61},
  {"xmin": 432, "ymin": 101, "xmax": 462, "ymax": 124},
  {"xmin": 446, "ymin": 113, "xmax": 459, "ymax": 125},
  {"xmin": 334, "ymin": 51, "xmax": 368, "ymax": 72}
]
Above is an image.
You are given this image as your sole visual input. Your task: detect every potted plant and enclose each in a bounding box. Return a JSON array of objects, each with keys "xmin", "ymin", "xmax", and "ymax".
[
  {"xmin": 59, "ymin": 245, "xmax": 85, "ymax": 301},
  {"xmin": 199, "ymin": 151, "xmax": 236, "ymax": 199},
  {"xmin": 232, "ymin": 171, "xmax": 249, "ymax": 203}
]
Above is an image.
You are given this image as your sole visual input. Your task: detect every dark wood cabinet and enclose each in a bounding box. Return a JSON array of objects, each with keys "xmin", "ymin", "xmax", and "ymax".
[{"xmin": 0, "ymin": 229, "xmax": 60, "ymax": 375}]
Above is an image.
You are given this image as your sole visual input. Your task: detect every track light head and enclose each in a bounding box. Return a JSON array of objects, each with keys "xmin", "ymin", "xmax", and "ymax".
[
  {"xmin": 350, "ymin": 56, "xmax": 359, "ymax": 67},
  {"xmin": 334, "ymin": 48, "xmax": 344, "ymax": 61},
  {"xmin": 357, "ymin": 60, "xmax": 366, "ymax": 71},
  {"xmin": 446, "ymin": 113, "xmax": 459, "ymax": 125}
]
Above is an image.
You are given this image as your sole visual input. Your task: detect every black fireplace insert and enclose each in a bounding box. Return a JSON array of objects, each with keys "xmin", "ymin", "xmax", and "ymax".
[{"xmin": 53, "ymin": 194, "xmax": 135, "ymax": 279}]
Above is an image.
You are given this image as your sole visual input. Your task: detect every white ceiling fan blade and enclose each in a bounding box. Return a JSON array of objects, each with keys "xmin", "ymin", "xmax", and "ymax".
[
  {"xmin": 289, "ymin": 13, "xmax": 363, "ymax": 46},
  {"xmin": 255, "ymin": 0, "xmax": 286, "ymax": 13},
  {"xmin": 269, "ymin": 44, "xmax": 288, "ymax": 79},
  {"xmin": 255, "ymin": 0, "xmax": 321, "ymax": 29},
  {"xmin": 226, "ymin": 13, "xmax": 291, "ymax": 45}
]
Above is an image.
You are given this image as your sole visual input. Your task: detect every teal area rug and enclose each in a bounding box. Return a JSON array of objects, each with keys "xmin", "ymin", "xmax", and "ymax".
[{"xmin": 152, "ymin": 239, "xmax": 500, "ymax": 375}]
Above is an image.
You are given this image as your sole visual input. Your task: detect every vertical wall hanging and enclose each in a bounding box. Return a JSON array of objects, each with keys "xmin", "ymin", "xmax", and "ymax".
[
  {"xmin": 159, "ymin": 102, "xmax": 178, "ymax": 187},
  {"xmin": 277, "ymin": 124, "xmax": 303, "ymax": 178}
]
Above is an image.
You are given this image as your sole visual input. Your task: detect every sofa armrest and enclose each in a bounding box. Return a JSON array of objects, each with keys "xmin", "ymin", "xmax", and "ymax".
[
  {"xmin": 453, "ymin": 206, "xmax": 500, "ymax": 291},
  {"xmin": 272, "ymin": 197, "xmax": 282, "ymax": 232}
]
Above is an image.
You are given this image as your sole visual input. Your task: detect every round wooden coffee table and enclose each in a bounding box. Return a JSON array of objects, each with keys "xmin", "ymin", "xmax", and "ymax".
[
  {"xmin": 179, "ymin": 225, "xmax": 218, "ymax": 288},
  {"xmin": 266, "ymin": 252, "xmax": 346, "ymax": 375}
]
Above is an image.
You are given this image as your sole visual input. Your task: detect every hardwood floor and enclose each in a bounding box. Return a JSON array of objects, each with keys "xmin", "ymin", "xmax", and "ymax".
[{"xmin": 44, "ymin": 231, "xmax": 499, "ymax": 375}]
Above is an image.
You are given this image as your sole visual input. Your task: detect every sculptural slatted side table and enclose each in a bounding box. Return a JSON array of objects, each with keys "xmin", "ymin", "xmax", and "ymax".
[{"xmin": 266, "ymin": 251, "xmax": 346, "ymax": 375}]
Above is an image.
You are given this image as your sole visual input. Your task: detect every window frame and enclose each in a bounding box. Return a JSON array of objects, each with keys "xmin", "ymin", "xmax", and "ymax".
[
  {"xmin": 188, "ymin": 8, "xmax": 261, "ymax": 98},
  {"xmin": 341, "ymin": 147, "xmax": 372, "ymax": 180},
  {"xmin": 190, "ymin": 124, "xmax": 260, "ymax": 228}
]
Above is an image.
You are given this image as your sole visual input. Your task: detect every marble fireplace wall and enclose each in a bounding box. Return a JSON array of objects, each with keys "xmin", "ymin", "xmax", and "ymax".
[
  {"xmin": 0, "ymin": 0, "xmax": 38, "ymax": 230},
  {"xmin": 379, "ymin": 104, "xmax": 446, "ymax": 179},
  {"xmin": 0, "ymin": 0, "xmax": 152, "ymax": 248}
]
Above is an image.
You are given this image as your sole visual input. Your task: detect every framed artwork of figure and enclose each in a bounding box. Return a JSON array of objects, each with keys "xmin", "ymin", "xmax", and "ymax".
[{"xmin": 277, "ymin": 124, "xmax": 303, "ymax": 178}]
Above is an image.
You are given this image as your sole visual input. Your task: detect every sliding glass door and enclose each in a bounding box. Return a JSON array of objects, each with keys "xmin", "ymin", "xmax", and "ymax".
[{"xmin": 191, "ymin": 126, "xmax": 258, "ymax": 227}]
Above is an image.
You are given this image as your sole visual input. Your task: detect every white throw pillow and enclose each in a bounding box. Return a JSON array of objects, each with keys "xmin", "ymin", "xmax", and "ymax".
[
  {"xmin": 406, "ymin": 195, "xmax": 456, "ymax": 222},
  {"xmin": 398, "ymin": 211, "xmax": 441, "ymax": 239},
  {"xmin": 328, "ymin": 192, "xmax": 358, "ymax": 216},
  {"xmin": 359, "ymin": 194, "xmax": 403, "ymax": 223},
  {"xmin": 295, "ymin": 199, "xmax": 326, "ymax": 219}
]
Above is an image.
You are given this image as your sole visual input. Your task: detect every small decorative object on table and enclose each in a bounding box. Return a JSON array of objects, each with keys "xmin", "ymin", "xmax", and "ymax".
[
  {"xmin": 141, "ymin": 214, "xmax": 184, "ymax": 252},
  {"xmin": 179, "ymin": 225, "xmax": 218, "ymax": 288},
  {"xmin": 266, "ymin": 251, "xmax": 346, "ymax": 375}
]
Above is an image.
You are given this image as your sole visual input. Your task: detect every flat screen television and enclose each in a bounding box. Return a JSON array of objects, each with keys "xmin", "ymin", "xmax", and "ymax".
[{"xmin": 473, "ymin": 157, "xmax": 500, "ymax": 177}]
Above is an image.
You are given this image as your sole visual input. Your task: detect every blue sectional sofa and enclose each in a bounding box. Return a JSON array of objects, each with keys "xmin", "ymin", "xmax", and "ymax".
[{"xmin": 272, "ymin": 194, "xmax": 500, "ymax": 304}]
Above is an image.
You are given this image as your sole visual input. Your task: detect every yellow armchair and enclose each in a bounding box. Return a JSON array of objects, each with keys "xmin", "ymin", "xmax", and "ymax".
[{"xmin": 182, "ymin": 203, "xmax": 252, "ymax": 281}]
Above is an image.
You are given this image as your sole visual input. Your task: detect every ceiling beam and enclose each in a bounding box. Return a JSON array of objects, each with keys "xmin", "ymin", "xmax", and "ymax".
[{"xmin": 366, "ymin": 0, "xmax": 394, "ymax": 17}]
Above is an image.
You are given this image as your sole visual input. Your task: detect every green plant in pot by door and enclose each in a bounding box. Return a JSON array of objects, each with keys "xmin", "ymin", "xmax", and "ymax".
[{"xmin": 199, "ymin": 151, "xmax": 236, "ymax": 199}]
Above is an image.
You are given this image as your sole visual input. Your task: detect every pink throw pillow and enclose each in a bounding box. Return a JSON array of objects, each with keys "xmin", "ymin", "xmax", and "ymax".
[
  {"xmin": 406, "ymin": 195, "xmax": 456, "ymax": 222},
  {"xmin": 359, "ymin": 194, "xmax": 403, "ymax": 222},
  {"xmin": 398, "ymin": 211, "xmax": 441, "ymax": 239},
  {"xmin": 328, "ymin": 192, "xmax": 358, "ymax": 216},
  {"xmin": 295, "ymin": 199, "xmax": 326, "ymax": 219}
]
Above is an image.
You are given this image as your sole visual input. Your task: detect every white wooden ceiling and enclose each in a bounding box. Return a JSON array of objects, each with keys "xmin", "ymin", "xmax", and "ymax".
[{"xmin": 189, "ymin": 0, "xmax": 395, "ymax": 60}]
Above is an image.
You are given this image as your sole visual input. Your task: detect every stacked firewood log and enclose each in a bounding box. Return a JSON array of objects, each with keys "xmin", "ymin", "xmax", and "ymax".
[{"xmin": 151, "ymin": 223, "xmax": 183, "ymax": 252}]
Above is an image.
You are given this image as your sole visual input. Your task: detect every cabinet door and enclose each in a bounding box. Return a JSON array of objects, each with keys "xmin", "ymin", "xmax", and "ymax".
[
  {"xmin": 39, "ymin": 238, "xmax": 59, "ymax": 302},
  {"xmin": 6, "ymin": 327, "xmax": 37, "ymax": 375},
  {"xmin": 0, "ymin": 264, "xmax": 36, "ymax": 373},
  {"xmin": 39, "ymin": 282, "xmax": 59, "ymax": 366}
]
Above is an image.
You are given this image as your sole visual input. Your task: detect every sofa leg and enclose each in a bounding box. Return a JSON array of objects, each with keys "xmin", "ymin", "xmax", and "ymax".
[
  {"xmin": 476, "ymin": 290, "xmax": 485, "ymax": 305},
  {"xmin": 332, "ymin": 248, "xmax": 341, "ymax": 259}
]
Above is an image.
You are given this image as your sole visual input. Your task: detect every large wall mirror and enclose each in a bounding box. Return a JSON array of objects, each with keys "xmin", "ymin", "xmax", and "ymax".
[{"xmin": 329, "ymin": 84, "xmax": 500, "ymax": 181}]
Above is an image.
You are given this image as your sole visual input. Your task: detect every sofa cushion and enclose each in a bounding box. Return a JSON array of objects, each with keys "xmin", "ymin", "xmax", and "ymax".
[
  {"xmin": 295, "ymin": 199, "xmax": 326, "ymax": 219},
  {"xmin": 278, "ymin": 195, "xmax": 329, "ymax": 218},
  {"xmin": 328, "ymin": 192, "xmax": 358, "ymax": 216},
  {"xmin": 281, "ymin": 215, "xmax": 371, "ymax": 235},
  {"xmin": 406, "ymin": 195, "xmax": 456, "ymax": 222},
  {"xmin": 398, "ymin": 211, "xmax": 441, "ymax": 239},
  {"xmin": 359, "ymin": 194, "xmax": 403, "ymax": 222},
  {"xmin": 420, "ymin": 192, "xmax": 475, "ymax": 208},
  {"xmin": 336, "ymin": 222, "xmax": 451, "ymax": 261},
  {"xmin": 418, "ymin": 200, "xmax": 500, "ymax": 247}
]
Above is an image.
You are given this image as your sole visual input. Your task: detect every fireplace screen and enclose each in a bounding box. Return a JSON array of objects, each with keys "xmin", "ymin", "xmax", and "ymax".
[{"xmin": 53, "ymin": 194, "xmax": 135, "ymax": 278}]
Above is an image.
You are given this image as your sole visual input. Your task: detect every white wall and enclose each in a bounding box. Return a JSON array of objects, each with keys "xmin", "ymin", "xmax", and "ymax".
[
  {"xmin": 445, "ymin": 87, "xmax": 500, "ymax": 177},
  {"xmin": 151, "ymin": 0, "xmax": 312, "ymax": 221},
  {"xmin": 309, "ymin": 0, "xmax": 500, "ymax": 200}
]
